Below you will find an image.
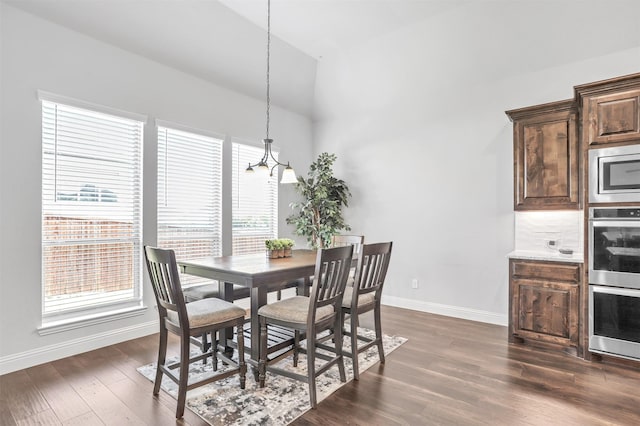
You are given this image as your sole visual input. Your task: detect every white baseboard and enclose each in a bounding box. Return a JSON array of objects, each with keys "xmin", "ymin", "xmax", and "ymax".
[
  {"xmin": 381, "ymin": 295, "xmax": 508, "ymax": 326},
  {"xmin": 0, "ymin": 320, "xmax": 158, "ymax": 375}
]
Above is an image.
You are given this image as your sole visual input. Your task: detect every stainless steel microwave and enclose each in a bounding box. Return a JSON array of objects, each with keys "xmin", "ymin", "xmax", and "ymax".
[{"xmin": 589, "ymin": 144, "xmax": 640, "ymax": 203}]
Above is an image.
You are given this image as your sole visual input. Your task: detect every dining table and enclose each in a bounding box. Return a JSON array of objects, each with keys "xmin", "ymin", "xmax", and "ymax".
[{"xmin": 177, "ymin": 249, "xmax": 318, "ymax": 369}]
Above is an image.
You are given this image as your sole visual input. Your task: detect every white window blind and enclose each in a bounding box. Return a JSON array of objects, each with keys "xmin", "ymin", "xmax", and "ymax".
[
  {"xmin": 41, "ymin": 100, "xmax": 143, "ymax": 320},
  {"xmin": 232, "ymin": 142, "xmax": 278, "ymax": 254},
  {"xmin": 157, "ymin": 126, "xmax": 222, "ymax": 286}
]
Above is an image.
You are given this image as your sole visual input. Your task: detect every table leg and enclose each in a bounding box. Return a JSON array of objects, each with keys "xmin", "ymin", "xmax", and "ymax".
[
  {"xmin": 219, "ymin": 281, "xmax": 235, "ymax": 356},
  {"xmin": 250, "ymin": 286, "xmax": 268, "ymax": 379}
]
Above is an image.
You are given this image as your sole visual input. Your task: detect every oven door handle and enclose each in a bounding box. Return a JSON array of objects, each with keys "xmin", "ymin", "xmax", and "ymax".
[
  {"xmin": 589, "ymin": 219, "xmax": 640, "ymax": 226},
  {"xmin": 591, "ymin": 285, "xmax": 640, "ymax": 297}
]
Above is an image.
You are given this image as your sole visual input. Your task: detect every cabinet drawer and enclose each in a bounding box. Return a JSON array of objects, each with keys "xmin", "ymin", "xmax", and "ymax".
[{"xmin": 511, "ymin": 260, "xmax": 580, "ymax": 283}]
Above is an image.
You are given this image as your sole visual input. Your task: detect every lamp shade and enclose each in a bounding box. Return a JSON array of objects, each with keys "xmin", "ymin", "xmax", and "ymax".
[{"xmin": 280, "ymin": 166, "xmax": 297, "ymax": 184}]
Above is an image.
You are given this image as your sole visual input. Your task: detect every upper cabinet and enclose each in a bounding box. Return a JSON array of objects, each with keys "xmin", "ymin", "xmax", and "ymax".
[
  {"xmin": 576, "ymin": 74, "xmax": 640, "ymax": 147},
  {"xmin": 506, "ymin": 100, "xmax": 579, "ymax": 210}
]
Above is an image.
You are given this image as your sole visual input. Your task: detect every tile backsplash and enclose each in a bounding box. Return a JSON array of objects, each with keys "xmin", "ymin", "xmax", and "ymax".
[{"xmin": 515, "ymin": 210, "xmax": 583, "ymax": 253}]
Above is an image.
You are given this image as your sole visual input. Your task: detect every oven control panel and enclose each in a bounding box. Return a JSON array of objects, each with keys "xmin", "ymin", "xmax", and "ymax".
[{"xmin": 592, "ymin": 207, "xmax": 640, "ymax": 219}]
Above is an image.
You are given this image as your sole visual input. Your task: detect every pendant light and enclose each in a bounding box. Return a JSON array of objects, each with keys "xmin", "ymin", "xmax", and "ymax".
[{"xmin": 245, "ymin": 0, "xmax": 297, "ymax": 184}]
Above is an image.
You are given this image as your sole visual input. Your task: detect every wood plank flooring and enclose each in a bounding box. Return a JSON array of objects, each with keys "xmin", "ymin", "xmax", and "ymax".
[{"xmin": 2, "ymin": 305, "xmax": 640, "ymax": 425}]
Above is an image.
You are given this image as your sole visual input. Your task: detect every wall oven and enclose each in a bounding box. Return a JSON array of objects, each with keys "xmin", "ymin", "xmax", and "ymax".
[
  {"xmin": 589, "ymin": 144, "xmax": 640, "ymax": 203},
  {"xmin": 589, "ymin": 207, "xmax": 640, "ymax": 359}
]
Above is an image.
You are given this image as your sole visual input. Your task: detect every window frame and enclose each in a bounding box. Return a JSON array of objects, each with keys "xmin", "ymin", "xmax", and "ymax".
[
  {"xmin": 156, "ymin": 121, "xmax": 224, "ymax": 286},
  {"xmin": 39, "ymin": 91, "xmax": 147, "ymax": 331},
  {"xmin": 231, "ymin": 139, "xmax": 279, "ymax": 255}
]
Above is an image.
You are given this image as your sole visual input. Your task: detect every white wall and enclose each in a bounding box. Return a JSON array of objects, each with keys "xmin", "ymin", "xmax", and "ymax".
[
  {"xmin": 312, "ymin": 1, "xmax": 640, "ymax": 324},
  {"xmin": 0, "ymin": 4, "xmax": 313, "ymax": 373}
]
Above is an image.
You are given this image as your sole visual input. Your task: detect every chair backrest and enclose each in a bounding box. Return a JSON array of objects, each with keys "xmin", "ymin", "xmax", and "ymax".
[
  {"xmin": 331, "ymin": 234, "xmax": 364, "ymax": 256},
  {"xmin": 352, "ymin": 242, "xmax": 393, "ymax": 302},
  {"xmin": 308, "ymin": 245, "xmax": 354, "ymax": 321},
  {"xmin": 144, "ymin": 246, "xmax": 187, "ymax": 323}
]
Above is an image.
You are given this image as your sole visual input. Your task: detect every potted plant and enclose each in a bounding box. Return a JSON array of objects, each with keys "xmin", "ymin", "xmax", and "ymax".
[
  {"xmin": 265, "ymin": 239, "xmax": 280, "ymax": 259},
  {"xmin": 286, "ymin": 153, "xmax": 351, "ymax": 248},
  {"xmin": 273, "ymin": 239, "xmax": 285, "ymax": 258},
  {"xmin": 281, "ymin": 238, "xmax": 295, "ymax": 257}
]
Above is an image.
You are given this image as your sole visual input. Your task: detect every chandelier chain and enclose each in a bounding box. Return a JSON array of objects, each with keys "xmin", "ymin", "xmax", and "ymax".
[{"xmin": 266, "ymin": 0, "xmax": 271, "ymax": 140}]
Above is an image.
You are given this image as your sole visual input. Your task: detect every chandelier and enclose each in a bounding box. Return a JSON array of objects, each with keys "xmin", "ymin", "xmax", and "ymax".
[{"xmin": 246, "ymin": 0, "xmax": 297, "ymax": 184}]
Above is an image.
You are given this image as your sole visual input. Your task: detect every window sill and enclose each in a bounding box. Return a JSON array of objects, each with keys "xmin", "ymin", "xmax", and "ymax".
[{"xmin": 38, "ymin": 305, "xmax": 148, "ymax": 336}]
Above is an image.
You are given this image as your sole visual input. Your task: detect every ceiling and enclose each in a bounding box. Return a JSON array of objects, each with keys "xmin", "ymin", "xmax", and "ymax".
[
  {"xmin": 2, "ymin": 0, "xmax": 468, "ymax": 114},
  {"xmin": 218, "ymin": 0, "xmax": 468, "ymax": 59}
]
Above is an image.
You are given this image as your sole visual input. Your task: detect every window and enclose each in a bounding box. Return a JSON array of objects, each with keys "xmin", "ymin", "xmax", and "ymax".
[
  {"xmin": 232, "ymin": 142, "xmax": 278, "ymax": 254},
  {"xmin": 157, "ymin": 125, "xmax": 223, "ymax": 285},
  {"xmin": 41, "ymin": 96, "xmax": 144, "ymax": 323}
]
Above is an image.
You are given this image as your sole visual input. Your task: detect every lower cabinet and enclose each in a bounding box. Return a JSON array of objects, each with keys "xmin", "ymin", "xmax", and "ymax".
[{"xmin": 509, "ymin": 259, "xmax": 581, "ymax": 351}]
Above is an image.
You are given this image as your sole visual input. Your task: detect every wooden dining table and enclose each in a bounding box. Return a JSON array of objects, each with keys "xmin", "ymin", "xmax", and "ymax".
[{"xmin": 177, "ymin": 249, "xmax": 317, "ymax": 366}]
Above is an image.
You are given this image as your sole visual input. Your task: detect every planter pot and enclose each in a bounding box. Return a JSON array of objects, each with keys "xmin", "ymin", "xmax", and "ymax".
[
  {"xmin": 283, "ymin": 248, "xmax": 292, "ymax": 258},
  {"xmin": 267, "ymin": 250, "xmax": 279, "ymax": 259},
  {"xmin": 277, "ymin": 249, "xmax": 285, "ymax": 258}
]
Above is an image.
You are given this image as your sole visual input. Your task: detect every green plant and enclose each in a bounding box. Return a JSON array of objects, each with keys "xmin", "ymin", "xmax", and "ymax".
[
  {"xmin": 265, "ymin": 239, "xmax": 276, "ymax": 250},
  {"xmin": 280, "ymin": 238, "xmax": 295, "ymax": 249},
  {"xmin": 267, "ymin": 239, "xmax": 285, "ymax": 249},
  {"xmin": 286, "ymin": 152, "xmax": 351, "ymax": 248}
]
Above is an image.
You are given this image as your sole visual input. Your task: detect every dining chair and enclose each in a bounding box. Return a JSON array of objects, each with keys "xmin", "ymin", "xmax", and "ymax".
[
  {"xmin": 257, "ymin": 245, "xmax": 354, "ymax": 408},
  {"xmin": 340, "ymin": 241, "xmax": 393, "ymax": 380},
  {"xmin": 331, "ymin": 234, "xmax": 364, "ymax": 286},
  {"xmin": 182, "ymin": 282, "xmax": 251, "ymax": 357},
  {"xmin": 331, "ymin": 234, "xmax": 364, "ymax": 256},
  {"xmin": 143, "ymin": 246, "xmax": 247, "ymax": 419},
  {"xmin": 282, "ymin": 235, "xmax": 365, "ymax": 298}
]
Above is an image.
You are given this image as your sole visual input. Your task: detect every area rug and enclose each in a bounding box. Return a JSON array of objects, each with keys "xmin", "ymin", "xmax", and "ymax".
[{"xmin": 137, "ymin": 327, "xmax": 407, "ymax": 425}]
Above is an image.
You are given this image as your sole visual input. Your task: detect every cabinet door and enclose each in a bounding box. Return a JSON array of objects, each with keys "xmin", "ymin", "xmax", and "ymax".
[
  {"xmin": 513, "ymin": 109, "xmax": 579, "ymax": 210},
  {"xmin": 511, "ymin": 278, "xmax": 579, "ymax": 346},
  {"xmin": 584, "ymin": 88, "xmax": 640, "ymax": 146}
]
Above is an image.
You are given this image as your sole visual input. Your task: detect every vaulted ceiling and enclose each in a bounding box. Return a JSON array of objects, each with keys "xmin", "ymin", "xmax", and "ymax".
[{"xmin": 2, "ymin": 0, "xmax": 466, "ymax": 115}]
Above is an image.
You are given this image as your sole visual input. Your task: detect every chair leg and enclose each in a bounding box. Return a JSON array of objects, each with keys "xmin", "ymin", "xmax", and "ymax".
[
  {"xmin": 176, "ymin": 335, "xmax": 190, "ymax": 419},
  {"xmin": 258, "ymin": 318, "xmax": 267, "ymax": 387},
  {"xmin": 211, "ymin": 331, "xmax": 218, "ymax": 372},
  {"xmin": 350, "ymin": 312, "xmax": 360, "ymax": 380},
  {"xmin": 374, "ymin": 304, "xmax": 385, "ymax": 365},
  {"xmin": 236, "ymin": 320, "xmax": 247, "ymax": 389},
  {"xmin": 306, "ymin": 330, "xmax": 318, "ymax": 409},
  {"xmin": 154, "ymin": 327, "xmax": 168, "ymax": 395},
  {"xmin": 334, "ymin": 315, "xmax": 346, "ymax": 383},
  {"xmin": 293, "ymin": 330, "xmax": 300, "ymax": 367}
]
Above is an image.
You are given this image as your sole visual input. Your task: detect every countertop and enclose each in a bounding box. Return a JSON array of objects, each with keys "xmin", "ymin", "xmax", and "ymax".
[{"xmin": 508, "ymin": 250, "xmax": 584, "ymax": 264}]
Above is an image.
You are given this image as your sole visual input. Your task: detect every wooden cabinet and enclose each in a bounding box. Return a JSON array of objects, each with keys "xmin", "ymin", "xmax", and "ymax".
[
  {"xmin": 506, "ymin": 100, "xmax": 579, "ymax": 210},
  {"xmin": 576, "ymin": 74, "xmax": 640, "ymax": 146},
  {"xmin": 509, "ymin": 259, "xmax": 581, "ymax": 350}
]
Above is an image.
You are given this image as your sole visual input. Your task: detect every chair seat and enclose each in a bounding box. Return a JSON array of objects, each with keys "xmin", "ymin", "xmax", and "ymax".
[
  {"xmin": 167, "ymin": 298, "xmax": 245, "ymax": 328},
  {"xmin": 258, "ymin": 295, "xmax": 334, "ymax": 324},
  {"xmin": 341, "ymin": 286, "xmax": 375, "ymax": 308},
  {"xmin": 183, "ymin": 283, "xmax": 250, "ymax": 302}
]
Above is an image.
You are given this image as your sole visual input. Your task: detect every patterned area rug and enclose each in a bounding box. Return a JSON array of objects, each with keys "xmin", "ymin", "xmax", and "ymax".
[{"xmin": 137, "ymin": 327, "xmax": 407, "ymax": 425}]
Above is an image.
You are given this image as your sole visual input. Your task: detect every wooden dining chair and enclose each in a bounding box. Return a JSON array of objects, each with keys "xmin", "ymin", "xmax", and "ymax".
[
  {"xmin": 331, "ymin": 234, "xmax": 364, "ymax": 286},
  {"xmin": 341, "ymin": 242, "xmax": 393, "ymax": 380},
  {"xmin": 282, "ymin": 234, "xmax": 365, "ymax": 298},
  {"xmin": 331, "ymin": 234, "xmax": 364, "ymax": 256},
  {"xmin": 143, "ymin": 246, "xmax": 247, "ymax": 419},
  {"xmin": 182, "ymin": 282, "xmax": 251, "ymax": 358},
  {"xmin": 257, "ymin": 245, "xmax": 354, "ymax": 408}
]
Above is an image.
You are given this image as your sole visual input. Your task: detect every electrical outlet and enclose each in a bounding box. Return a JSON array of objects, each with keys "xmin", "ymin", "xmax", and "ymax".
[{"xmin": 411, "ymin": 278, "xmax": 419, "ymax": 289}]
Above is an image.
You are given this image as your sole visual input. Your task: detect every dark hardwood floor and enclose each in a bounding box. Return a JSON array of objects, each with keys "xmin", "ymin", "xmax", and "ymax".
[{"xmin": 2, "ymin": 305, "xmax": 640, "ymax": 425}]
